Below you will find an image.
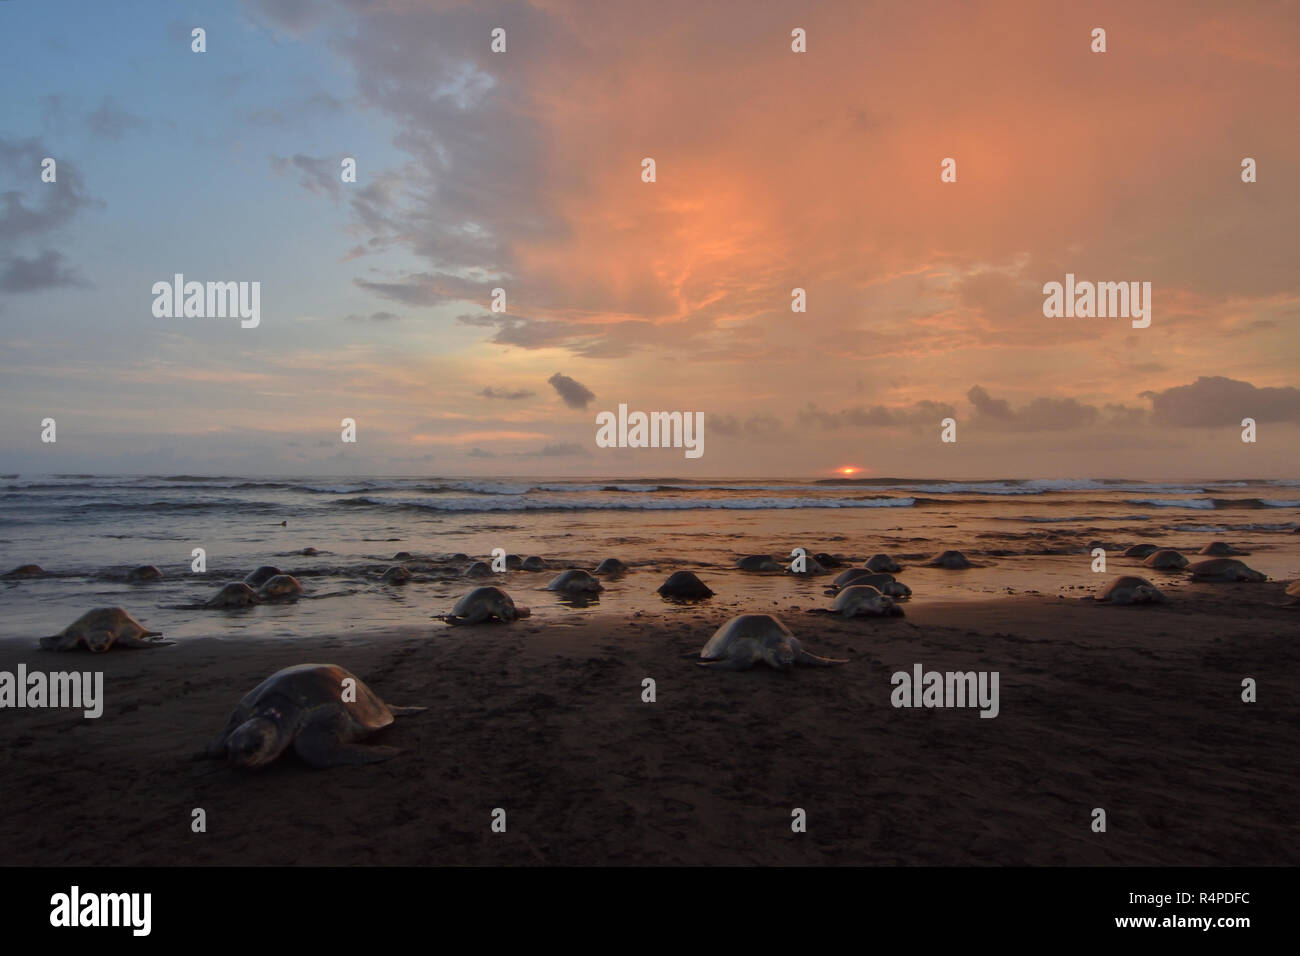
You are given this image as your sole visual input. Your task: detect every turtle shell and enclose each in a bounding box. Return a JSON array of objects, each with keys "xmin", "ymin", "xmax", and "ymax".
[{"xmin": 233, "ymin": 663, "xmax": 394, "ymax": 732}]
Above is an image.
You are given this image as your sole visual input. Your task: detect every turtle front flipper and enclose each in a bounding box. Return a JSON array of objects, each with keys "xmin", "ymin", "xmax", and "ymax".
[
  {"xmin": 794, "ymin": 648, "xmax": 848, "ymax": 666},
  {"xmin": 39, "ymin": 631, "xmax": 80, "ymax": 651},
  {"xmin": 294, "ymin": 711, "xmax": 401, "ymax": 768}
]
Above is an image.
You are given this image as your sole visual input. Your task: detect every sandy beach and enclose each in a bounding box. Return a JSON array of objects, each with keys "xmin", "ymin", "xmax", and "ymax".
[{"xmin": 3, "ymin": 581, "xmax": 1295, "ymax": 867}]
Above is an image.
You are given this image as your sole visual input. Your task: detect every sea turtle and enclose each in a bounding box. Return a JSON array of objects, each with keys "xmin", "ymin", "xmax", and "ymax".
[
  {"xmin": 1143, "ymin": 549, "xmax": 1189, "ymax": 571},
  {"xmin": 593, "ymin": 558, "xmax": 627, "ymax": 574},
  {"xmin": 833, "ymin": 567, "xmax": 879, "ymax": 588},
  {"xmin": 464, "ymin": 561, "xmax": 493, "ymax": 578},
  {"xmin": 393, "ymin": 551, "xmax": 413, "ymax": 560},
  {"xmin": 698, "ymin": 614, "xmax": 847, "ymax": 671},
  {"xmin": 924, "ymin": 550, "xmax": 974, "ymax": 569},
  {"xmin": 812, "ymin": 552, "xmax": 844, "ymax": 568},
  {"xmin": 450, "ymin": 552, "xmax": 471, "ymax": 561},
  {"xmin": 380, "ymin": 566, "xmax": 411, "ymax": 585},
  {"xmin": 1286, "ymin": 580, "xmax": 1300, "ymax": 604},
  {"xmin": 203, "ymin": 663, "xmax": 425, "ymax": 770},
  {"xmin": 546, "ymin": 569, "xmax": 604, "ymax": 594},
  {"xmin": 1199, "ymin": 541, "xmax": 1246, "ymax": 556},
  {"xmin": 1094, "ymin": 575, "xmax": 1169, "ymax": 605},
  {"xmin": 258, "ymin": 574, "xmax": 304, "ymax": 601},
  {"xmin": 865, "ymin": 553, "xmax": 903, "ymax": 573},
  {"xmin": 244, "ymin": 565, "xmax": 283, "ymax": 588},
  {"xmin": 787, "ymin": 555, "xmax": 828, "ymax": 575},
  {"xmin": 1187, "ymin": 558, "xmax": 1266, "ymax": 582},
  {"xmin": 442, "ymin": 586, "xmax": 531, "ymax": 625},
  {"xmin": 206, "ymin": 582, "xmax": 260, "ymax": 608},
  {"xmin": 818, "ymin": 585, "xmax": 903, "ymax": 618},
  {"xmin": 657, "ymin": 570, "xmax": 714, "ymax": 598},
  {"xmin": 504, "ymin": 554, "xmax": 524, "ymax": 570},
  {"xmin": 829, "ymin": 570, "xmax": 910, "ymax": 598},
  {"xmin": 3, "ymin": 564, "xmax": 46, "ymax": 578},
  {"xmin": 736, "ymin": 555, "xmax": 783, "ymax": 572},
  {"xmin": 40, "ymin": 608, "xmax": 173, "ymax": 652},
  {"xmin": 299, "ymin": 547, "xmax": 319, "ymax": 556},
  {"xmin": 1122, "ymin": 544, "xmax": 1161, "ymax": 558},
  {"xmin": 126, "ymin": 564, "xmax": 163, "ymax": 582},
  {"xmin": 521, "ymin": 556, "xmax": 546, "ymax": 571}
]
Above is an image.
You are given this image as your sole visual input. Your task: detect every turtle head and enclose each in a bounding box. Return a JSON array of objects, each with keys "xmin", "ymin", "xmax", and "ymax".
[
  {"xmin": 224, "ymin": 717, "xmax": 286, "ymax": 769},
  {"xmin": 763, "ymin": 640, "xmax": 796, "ymax": 672},
  {"xmin": 84, "ymin": 629, "xmax": 115, "ymax": 653}
]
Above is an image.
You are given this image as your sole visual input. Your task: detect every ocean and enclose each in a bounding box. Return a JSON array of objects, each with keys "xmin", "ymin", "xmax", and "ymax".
[{"xmin": 2, "ymin": 475, "xmax": 1297, "ymax": 643}]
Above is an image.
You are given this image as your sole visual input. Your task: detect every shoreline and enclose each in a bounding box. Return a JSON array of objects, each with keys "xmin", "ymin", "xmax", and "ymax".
[{"xmin": 2, "ymin": 589, "xmax": 1295, "ymax": 865}]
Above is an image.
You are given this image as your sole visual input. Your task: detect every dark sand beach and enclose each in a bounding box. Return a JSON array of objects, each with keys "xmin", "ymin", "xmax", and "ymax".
[{"xmin": 3, "ymin": 583, "xmax": 1296, "ymax": 866}]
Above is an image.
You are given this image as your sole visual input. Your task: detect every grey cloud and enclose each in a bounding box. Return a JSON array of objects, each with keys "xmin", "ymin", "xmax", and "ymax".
[
  {"xmin": 0, "ymin": 137, "xmax": 99, "ymax": 244},
  {"xmin": 1143, "ymin": 376, "xmax": 1300, "ymax": 426},
  {"xmin": 522, "ymin": 442, "xmax": 590, "ymax": 458},
  {"xmin": 344, "ymin": 310, "xmax": 401, "ymax": 322},
  {"xmin": 480, "ymin": 386, "xmax": 536, "ymax": 401},
  {"xmin": 799, "ymin": 400, "xmax": 956, "ymax": 429},
  {"xmin": 270, "ymin": 153, "xmax": 343, "ymax": 199},
  {"xmin": 0, "ymin": 249, "xmax": 85, "ymax": 292},
  {"xmin": 85, "ymin": 96, "xmax": 148, "ymax": 141},
  {"xmin": 967, "ymin": 385, "xmax": 1099, "ymax": 431},
  {"xmin": 548, "ymin": 373, "xmax": 595, "ymax": 410},
  {"xmin": 357, "ymin": 271, "xmax": 487, "ymax": 307}
]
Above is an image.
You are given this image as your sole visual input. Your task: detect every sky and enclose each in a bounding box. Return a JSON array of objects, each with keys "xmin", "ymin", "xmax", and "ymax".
[{"xmin": 1, "ymin": 0, "xmax": 1297, "ymax": 478}]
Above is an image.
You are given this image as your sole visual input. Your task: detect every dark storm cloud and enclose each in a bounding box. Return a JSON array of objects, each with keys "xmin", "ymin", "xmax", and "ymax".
[{"xmin": 547, "ymin": 373, "xmax": 595, "ymax": 410}]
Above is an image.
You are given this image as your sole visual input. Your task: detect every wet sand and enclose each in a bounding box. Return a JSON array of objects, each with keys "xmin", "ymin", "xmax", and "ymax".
[{"xmin": 1, "ymin": 582, "xmax": 1296, "ymax": 866}]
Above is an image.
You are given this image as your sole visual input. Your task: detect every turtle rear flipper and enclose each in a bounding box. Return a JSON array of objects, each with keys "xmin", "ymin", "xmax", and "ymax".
[
  {"xmin": 114, "ymin": 634, "xmax": 175, "ymax": 649},
  {"xmin": 795, "ymin": 649, "xmax": 848, "ymax": 666},
  {"xmin": 294, "ymin": 711, "xmax": 401, "ymax": 768}
]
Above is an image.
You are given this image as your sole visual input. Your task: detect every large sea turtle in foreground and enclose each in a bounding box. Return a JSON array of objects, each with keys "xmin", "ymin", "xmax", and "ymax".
[
  {"xmin": 698, "ymin": 614, "xmax": 847, "ymax": 671},
  {"xmin": 1188, "ymin": 558, "xmax": 1266, "ymax": 582},
  {"xmin": 440, "ymin": 586, "xmax": 531, "ymax": 625},
  {"xmin": 40, "ymin": 608, "xmax": 173, "ymax": 652},
  {"xmin": 203, "ymin": 663, "xmax": 425, "ymax": 770},
  {"xmin": 1093, "ymin": 575, "xmax": 1169, "ymax": 605}
]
